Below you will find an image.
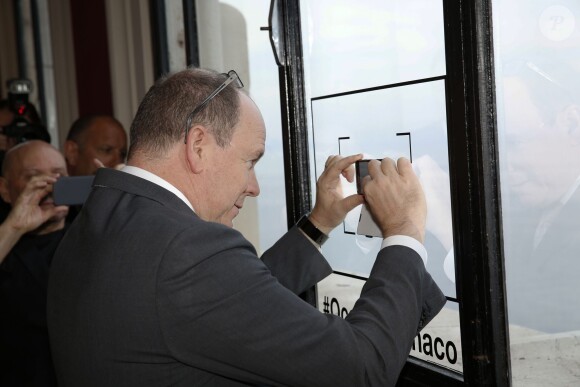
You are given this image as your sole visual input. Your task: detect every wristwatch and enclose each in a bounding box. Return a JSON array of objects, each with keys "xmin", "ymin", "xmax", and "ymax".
[{"xmin": 297, "ymin": 214, "xmax": 329, "ymax": 246}]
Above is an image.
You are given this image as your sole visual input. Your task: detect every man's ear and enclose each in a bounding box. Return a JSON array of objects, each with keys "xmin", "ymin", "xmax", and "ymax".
[
  {"xmin": 0, "ymin": 177, "xmax": 11, "ymax": 204},
  {"xmin": 64, "ymin": 140, "xmax": 79, "ymax": 166},
  {"xmin": 184, "ymin": 125, "xmax": 211, "ymax": 174}
]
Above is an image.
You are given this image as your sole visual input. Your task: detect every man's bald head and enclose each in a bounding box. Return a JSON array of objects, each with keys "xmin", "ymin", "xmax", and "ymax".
[{"xmin": 1, "ymin": 140, "xmax": 67, "ymax": 204}]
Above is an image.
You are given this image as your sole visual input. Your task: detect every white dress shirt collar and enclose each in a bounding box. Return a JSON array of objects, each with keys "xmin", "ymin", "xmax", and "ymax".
[{"xmin": 121, "ymin": 165, "xmax": 195, "ymax": 213}]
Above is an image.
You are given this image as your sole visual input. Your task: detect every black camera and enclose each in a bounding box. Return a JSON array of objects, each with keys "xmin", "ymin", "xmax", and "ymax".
[{"xmin": 1, "ymin": 79, "xmax": 50, "ymax": 144}]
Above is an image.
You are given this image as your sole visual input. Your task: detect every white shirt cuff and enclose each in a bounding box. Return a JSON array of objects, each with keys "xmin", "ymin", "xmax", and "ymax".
[{"xmin": 381, "ymin": 235, "xmax": 428, "ymax": 266}]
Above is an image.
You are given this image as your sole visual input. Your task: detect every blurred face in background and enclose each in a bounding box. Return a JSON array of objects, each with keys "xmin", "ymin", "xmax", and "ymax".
[
  {"xmin": 503, "ymin": 75, "xmax": 580, "ymax": 209},
  {"xmin": 66, "ymin": 117, "xmax": 127, "ymax": 176}
]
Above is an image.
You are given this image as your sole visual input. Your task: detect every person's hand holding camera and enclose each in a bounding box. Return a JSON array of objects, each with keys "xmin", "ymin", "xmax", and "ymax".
[
  {"xmin": 362, "ymin": 157, "xmax": 427, "ymax": 243},
  {"xmin": 309, "ymin": 154, "xmax": 365, "ymax": 235},
  {"xmin": 0, "ymin": 174, "xmax": 68, "ymax": 263},
  {"xmin": 3, "ymin": 174, "xmax": 68, "ymax": 236}
]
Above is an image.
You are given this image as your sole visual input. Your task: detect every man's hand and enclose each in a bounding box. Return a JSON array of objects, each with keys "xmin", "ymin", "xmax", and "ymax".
[
  {"xmin": 310, "ymin": 154, "xmax": 365, "ymax": 235},
  {"xmin": 3, "ymin": 175, "xmax": 68, "ymax": 236},
  {"xmin": 363, "ymin": 157, "xmax": 427, "ymax": 243},
  {"xmin": 0, "ymin": 174, "xmax": 68, "ymax": 264}
]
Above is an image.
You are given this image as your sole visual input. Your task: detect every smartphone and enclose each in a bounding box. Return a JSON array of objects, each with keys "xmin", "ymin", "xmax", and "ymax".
[
  {"xmin": 53, "ymin": 176, "xmax": 95, "ymax": 206},
  {"xmin": 356, "ymin": 159, "xmax": 381, "ymax": 194},
  {"xmin": 355, "ymin": 159, "xmax": 383, "ymax": 238}
]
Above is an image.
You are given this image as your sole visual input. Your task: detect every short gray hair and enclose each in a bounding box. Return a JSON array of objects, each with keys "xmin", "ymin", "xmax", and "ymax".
[{"xmin": 128, "ymin": 67, "xmax": 242, "ymax": 159}]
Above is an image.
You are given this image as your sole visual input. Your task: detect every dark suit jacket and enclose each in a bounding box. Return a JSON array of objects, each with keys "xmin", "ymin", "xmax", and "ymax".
[
  {"xmin": 0, "ymin": 229, "xmax": 66, "ymax": 387},
  {"xmin": 47, "ymin": 168, "xmax": 445, "ymax": 387}
]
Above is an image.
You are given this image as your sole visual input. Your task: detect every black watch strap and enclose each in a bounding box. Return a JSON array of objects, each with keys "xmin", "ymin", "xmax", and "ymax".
[{"xmin": 297, "ymin": 214, "xmax": 329, "ymax": 246}]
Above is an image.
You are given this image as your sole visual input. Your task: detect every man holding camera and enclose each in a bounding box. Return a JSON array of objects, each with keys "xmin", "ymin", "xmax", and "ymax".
[
  {"xmin": 0, "ymin": 140, "xmax": 68, "ymax": 387},
  {"xmin": 0, "ymin": 83, "xmax": 51, "ymax": 221}
]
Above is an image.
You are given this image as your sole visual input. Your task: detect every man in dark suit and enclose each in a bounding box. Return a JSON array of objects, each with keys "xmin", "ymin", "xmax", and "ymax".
[
  {"xmin": 47, "ymin": 68, "xmax": 445, "ymax": 386},
  {"xmin": 0, "ymin": 140, "xmax": 69, "ymax": 387}
]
